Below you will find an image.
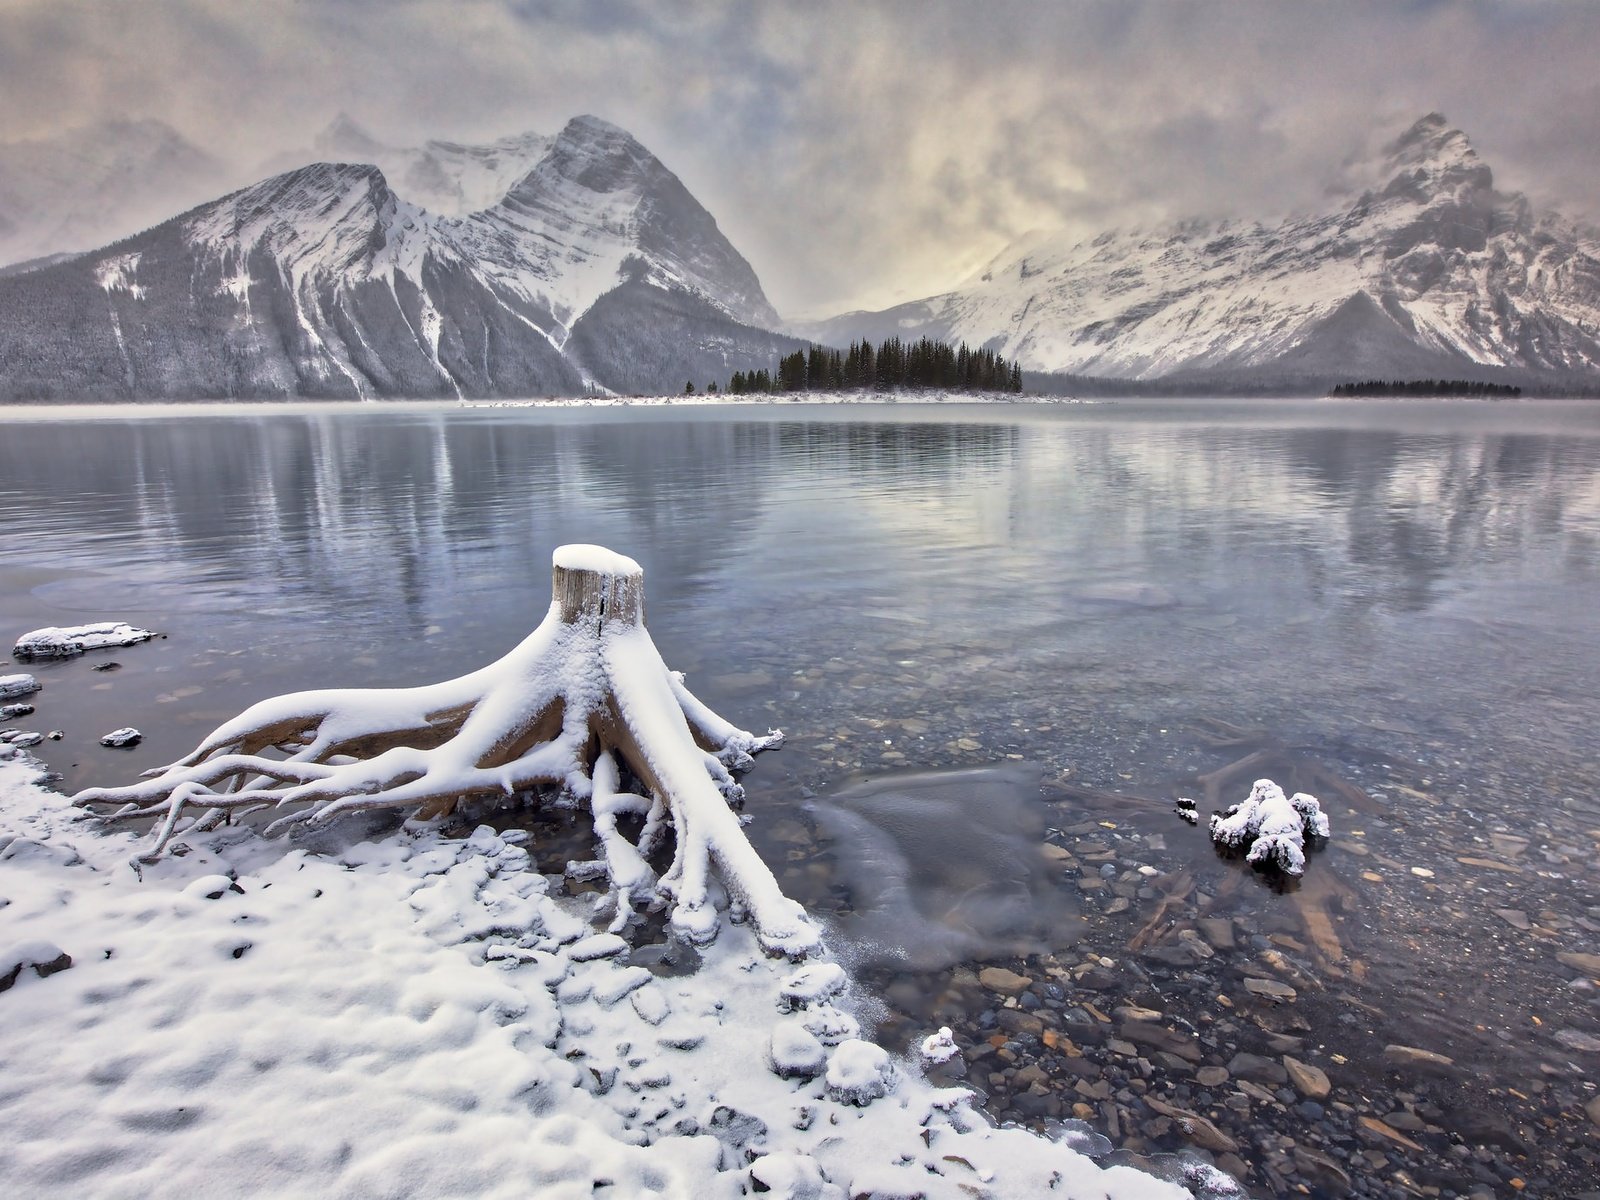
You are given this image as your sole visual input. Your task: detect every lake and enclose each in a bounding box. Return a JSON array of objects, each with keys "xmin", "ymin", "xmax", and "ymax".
[{"xmin": 3, "ymin": 398, "xmax": 1599, "ymax": 1194}]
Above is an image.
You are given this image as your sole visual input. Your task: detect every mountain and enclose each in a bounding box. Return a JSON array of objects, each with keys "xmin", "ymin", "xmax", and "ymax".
[
  {"xmin": 798, "ymin": 114, "xmax": 1600, "ymax": 391},
  {"xmin": 266, "ymin": 114, "xmax": 558, "ymax": 217},
  {"xmin": 0, "ymin": 119, "xmax": 226, "ymax": 272},
  {"xmin": 0, "ymin": 115, "xmax": 798, "ymax": 401}
]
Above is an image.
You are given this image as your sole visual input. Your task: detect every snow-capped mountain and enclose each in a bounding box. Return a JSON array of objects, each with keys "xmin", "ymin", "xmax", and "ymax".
[
  {"xmin": 267, "ymin": 114, "xmax": 557, "ymax": 218},
  {"xmin": 0, "ymin": 115, "xmax": 796, "ymax": 400},
  {"xmin": 799, "ymin": 114, "xmax": 1600, "ymax": 388},
  {"xmin": 0, "ymin": 119, "xmax": 225, "ymax": 272}
]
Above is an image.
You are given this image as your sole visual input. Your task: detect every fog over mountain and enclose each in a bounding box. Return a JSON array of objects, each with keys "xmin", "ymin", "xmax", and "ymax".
[
  {"xmin": 797, "ymin": 114, "xmax": 1600, "ymax": 391},
  {"xmin": 0, "ymin": 119, "xmax": 226, "ymax": 272},
  {"xmin": 3, "ymin": 2, "xmax": 1598, "ymax": 320},
  {"xmin": 0, "ymin": 115, "xmax": 801, "ymax": 400}
]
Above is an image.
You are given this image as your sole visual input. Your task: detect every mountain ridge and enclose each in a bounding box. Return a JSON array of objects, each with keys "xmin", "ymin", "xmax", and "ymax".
[
  {"xmin": 795, "ymin": 114, "xmax": 1600, "ymax": 390},
  {"xmin": 0, "ymin": 115, "xmax": 802, "ymax": 401}
]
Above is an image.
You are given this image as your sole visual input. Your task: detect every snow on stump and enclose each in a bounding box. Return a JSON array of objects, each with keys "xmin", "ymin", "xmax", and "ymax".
[
  {"xmin": 13, "ymin": 622, "xmax": 154, "ymax": 660},
  {"xmin": 1209, "ymin": 778, "xmax": 1330, "ymax": 876},
  {"xmin": 74, "ymin": 545, "xmax": 819, "ymax": 958}
]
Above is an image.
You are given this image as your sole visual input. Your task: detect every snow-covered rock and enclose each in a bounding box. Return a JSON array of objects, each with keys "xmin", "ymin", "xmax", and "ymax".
[
  {"xmin": 919, "ymin": 1026, "xmax": 960, "ymax": 1065},
  {"xmin": 769, "ymin": 1019, "xmax": 829, "ymax": 1080},
  {"xmin": 824, "ymin": 1039, "xmax": 897, "ymax": 1107},
  {"xmin": 13, "ymin": 622, "xmax": 154, "ymax": 659},
  {"xmin": 98, "ymin": 727, "xmax": 142, "ymax": 748},
  {"xmin": 0, "ymin": 674, "xmax": 40, "ymax": 701},
  {"xmin": 1209, "ymin": 779, "xmax": 1330, "ymax": 876}
]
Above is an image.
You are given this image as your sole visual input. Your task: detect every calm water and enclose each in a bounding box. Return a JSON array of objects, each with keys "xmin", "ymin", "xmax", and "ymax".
[{"xmin": 4, "ymin": 399, "xmax": 1600, "ymax": 1183}]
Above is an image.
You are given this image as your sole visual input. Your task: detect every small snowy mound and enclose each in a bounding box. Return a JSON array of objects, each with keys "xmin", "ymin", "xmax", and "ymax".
[
  {"xmin": 920, "ymin": 1026, "xmax": 960, "ymax": 1065},
  {"xmin": 1209, "ymin": 779, "xmax": 1330, "ymax": 876},
  {"xmin": 13, "ymin": 622, "xmax": 154, "ymax": 660},
  {"xmin": 824, "ymin": 1039, "xmax": 896, "ymax": 1107}
]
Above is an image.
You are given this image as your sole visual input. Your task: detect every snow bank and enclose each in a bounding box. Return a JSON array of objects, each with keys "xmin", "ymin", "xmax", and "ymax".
[{"xmin": 0, "ymin": 759, "xmax": 1231, "ymax": 1198}]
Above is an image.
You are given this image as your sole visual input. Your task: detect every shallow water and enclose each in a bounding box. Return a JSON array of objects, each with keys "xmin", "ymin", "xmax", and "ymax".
[{"xmin": 4, "ymin": 398, "xmax": 1600, "ymax": 1191}]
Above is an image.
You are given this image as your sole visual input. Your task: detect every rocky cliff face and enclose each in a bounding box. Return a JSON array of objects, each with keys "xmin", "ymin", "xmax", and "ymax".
[
  {"xmin": 798, "ymin": 114, "xmax": 1600, "ymax": 388},
  {"xmin": 0, "ymin": 116, "xmax": 797, "ymax": 400}
]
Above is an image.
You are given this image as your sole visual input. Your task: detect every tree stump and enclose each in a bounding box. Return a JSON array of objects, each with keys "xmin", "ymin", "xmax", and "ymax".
[{"xmin": 76, "ymin": 544, "xmax": 819, "ymax": 957}]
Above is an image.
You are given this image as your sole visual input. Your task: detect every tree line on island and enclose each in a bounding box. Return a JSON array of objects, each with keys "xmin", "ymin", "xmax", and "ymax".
[
  {"xmin": 1329, "ymin": 379, "xmax": 1522, "ymax": 398},
  {"xmin": 695, "ymin": 337, "xmax": 1024, "ymax": 396}
]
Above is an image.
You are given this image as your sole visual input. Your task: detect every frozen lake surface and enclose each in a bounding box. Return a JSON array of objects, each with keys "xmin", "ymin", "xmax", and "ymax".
[{"xmin": 4, "ymin": 398, "xmax": 1599, "ymax": 1193}]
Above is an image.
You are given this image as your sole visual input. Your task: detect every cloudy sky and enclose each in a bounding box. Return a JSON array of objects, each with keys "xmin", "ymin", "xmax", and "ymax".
[{"xmin": 2, "ymin": 0, "xmax": 1597, "ymax": 316}]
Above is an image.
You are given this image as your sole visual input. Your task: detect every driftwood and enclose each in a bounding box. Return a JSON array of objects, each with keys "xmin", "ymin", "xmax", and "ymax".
[{"xmin": 76, "ymin": 545, "xmax": 819, "ymax": 958}]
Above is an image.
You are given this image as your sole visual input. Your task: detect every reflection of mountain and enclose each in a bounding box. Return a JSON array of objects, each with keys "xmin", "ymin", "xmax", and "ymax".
[
  {"xmin": 772, "ymin": 418, "xmax": 1017, "ymax": 480},
  {"xmin": 0, "ymin": 414, "xmax": 792, "ymax": 633},
  {"xmin": 995, "ymin": 411, "xmax": 1600, "ymax": 617}
]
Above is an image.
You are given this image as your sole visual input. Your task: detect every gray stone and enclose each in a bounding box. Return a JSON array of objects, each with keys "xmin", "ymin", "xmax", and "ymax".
[
  {"xmin": 1383, "ymin": 1044, "xmax": 1456, "ymax": 1073},
  {"xmin": 1554, "ymin": 1028, "xmax": 1600, "ymax": 1053},
  {"xmin": 1227, "ymin": 1052, "xmax": 1288, "ymax": 1085},
  {"xmin": 1120, "ymin": 1022, "xmax": 1203, "ymax": 1063},
  {"xmin": 1243, "ymin": 976, "xmax": 1297, "ymax": 1001},
  {"xmin": 978, "ymin": 966, "xmax": 1031, "ymax": 994},
  {"xmin": 1283, "ymin": 1055, "xmax": 1331, "ymax": 1099}
]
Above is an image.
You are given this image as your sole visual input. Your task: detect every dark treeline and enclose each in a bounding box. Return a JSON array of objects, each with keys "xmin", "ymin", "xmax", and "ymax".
[
  {"xmin": 1330, "ymin": 379, "xmax": 1523, "ymax": 398},
  {"xmin": 727, "ymin": 337, "xmax": 1023, "ymax": 395}
]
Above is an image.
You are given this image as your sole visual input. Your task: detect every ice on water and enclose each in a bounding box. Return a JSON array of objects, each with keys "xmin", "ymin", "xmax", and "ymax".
[{"xmin": 806, "ymin": 763, "xmax": 1084, "ymax": 970}]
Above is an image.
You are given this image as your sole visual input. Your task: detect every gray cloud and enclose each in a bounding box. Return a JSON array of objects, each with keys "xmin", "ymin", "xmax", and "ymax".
[{"xmin": 2, "ymin": 0, "xmax": 1597, "ymax": 316}]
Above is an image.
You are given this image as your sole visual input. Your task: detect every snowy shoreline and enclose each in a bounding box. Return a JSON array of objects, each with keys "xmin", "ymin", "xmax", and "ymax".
[{"xmin": 0, "ymin": 755, "xmax": 1234, "ymax": 1198}]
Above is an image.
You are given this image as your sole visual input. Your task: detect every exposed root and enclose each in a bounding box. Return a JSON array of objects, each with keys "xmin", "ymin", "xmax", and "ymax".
[{"xmin": 75, "ymin": 545, "xmax": 819, "ymax": 958}]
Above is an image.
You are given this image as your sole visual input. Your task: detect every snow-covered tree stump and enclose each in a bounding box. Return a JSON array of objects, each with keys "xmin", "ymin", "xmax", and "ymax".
[{"xmin": 75, "ymin": 545, "xmax": 819, "ymax": 958}]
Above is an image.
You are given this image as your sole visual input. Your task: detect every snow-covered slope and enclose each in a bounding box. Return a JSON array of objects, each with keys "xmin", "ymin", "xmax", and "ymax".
[
  {"xmin": 0, "ymin": 119, "xmax": 225, "ymax": 271},
  {"xmin": 0, "ymin": 116, "xmax": 796, "ymax": 401},
  {"xmin": 799, "ymin": 114, "xmax": 1600, "ymax": 387}
]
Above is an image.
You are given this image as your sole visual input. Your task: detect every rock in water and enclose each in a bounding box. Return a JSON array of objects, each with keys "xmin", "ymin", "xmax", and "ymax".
[
  {"xmin": 13, "ymin": 622, "xmax": 154, "ymax": 659},
  {"xmin": 99, "ymin": 727, "xmax": 142, "ymax": 748},
  {"xmin": 0, "ymin": 674, "xmax": 41, "ymax": 701}
]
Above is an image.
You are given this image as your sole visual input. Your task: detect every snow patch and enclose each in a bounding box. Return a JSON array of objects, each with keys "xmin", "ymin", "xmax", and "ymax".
[
  {"xmin": 94, "ymin": 252, "xmax": 145, "ymax": 299},
  {"xmin": 0, "ymin": 760, "xmax": 1226, "ymax": 1198}
]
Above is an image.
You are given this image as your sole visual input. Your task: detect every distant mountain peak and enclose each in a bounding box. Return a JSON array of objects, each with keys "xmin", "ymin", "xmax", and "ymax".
[
  {"xmin": 1375, "ymin": 111, "xmax": 1491, "ymax": 200},
  {"xmin": 313, "ymin": 113, "xmax": 390, "ymax": 161},
  {"xmin": 797, "ymin": 110, "xmax": 1600, "ymax": 387}
]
